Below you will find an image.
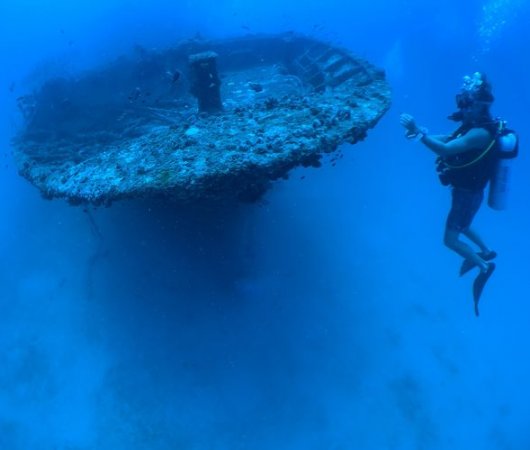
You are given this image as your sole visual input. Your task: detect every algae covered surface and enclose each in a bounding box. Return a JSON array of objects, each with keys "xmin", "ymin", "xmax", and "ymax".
[{"xmin": 14, "ymin": 33, "xmax": 391, "ymax": 205}]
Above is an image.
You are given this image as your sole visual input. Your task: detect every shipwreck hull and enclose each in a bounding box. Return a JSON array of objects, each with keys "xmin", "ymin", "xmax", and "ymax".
[{"xmin": 13, "ymin": 33, "xmax": 391, "ymax": 205}]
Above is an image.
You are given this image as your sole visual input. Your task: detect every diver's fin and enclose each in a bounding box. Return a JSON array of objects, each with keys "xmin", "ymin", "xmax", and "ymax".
[
  {"xmin": 473, "ymin": 262, "xmax": 496, "ymax": 317},
  {"xmin": 460, "ymin": 250, "xmax": 497, "ymax": 277}
]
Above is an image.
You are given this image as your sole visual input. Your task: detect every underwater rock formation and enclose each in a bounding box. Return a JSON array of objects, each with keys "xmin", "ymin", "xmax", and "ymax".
[{"xmin": 13, "ymin": 33, "xmax": 391, "ymax": 205}]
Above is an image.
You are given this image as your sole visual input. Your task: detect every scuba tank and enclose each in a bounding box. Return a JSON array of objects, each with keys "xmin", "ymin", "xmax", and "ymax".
[{"xmin": 488, "ymin": 122, "xmax": 519, "ymax": 210}]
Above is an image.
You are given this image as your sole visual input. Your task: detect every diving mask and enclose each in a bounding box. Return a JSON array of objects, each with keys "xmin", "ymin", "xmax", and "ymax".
[{"xmin": 452, "ymin": 72, "xmax": 493, "ymax": 116}]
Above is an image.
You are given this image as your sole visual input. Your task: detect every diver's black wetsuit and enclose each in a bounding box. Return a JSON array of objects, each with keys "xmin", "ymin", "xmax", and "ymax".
[{"xmin": 438, "ymin": 123, "xmax": 497, "ymax": 232}]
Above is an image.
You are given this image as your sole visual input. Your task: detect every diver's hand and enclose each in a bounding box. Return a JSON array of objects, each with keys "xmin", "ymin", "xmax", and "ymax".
[
  {"xmin": 400, "ymin": 113, "xmax": 420, "ymax": 135},
  {"xmin": 400, "ymin": 113, "xmax": 426, "ymax": 140}
]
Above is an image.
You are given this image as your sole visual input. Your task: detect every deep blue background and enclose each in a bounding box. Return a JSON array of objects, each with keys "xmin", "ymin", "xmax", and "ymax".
[{"xmin": 1, "ymin": 0, "xmax": 529, "ymax": 448}]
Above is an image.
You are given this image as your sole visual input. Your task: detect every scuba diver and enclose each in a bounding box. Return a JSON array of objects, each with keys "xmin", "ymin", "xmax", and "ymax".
[{"xmin": 400, "ymin": 72, "xmax": 507, "ymax": 317}]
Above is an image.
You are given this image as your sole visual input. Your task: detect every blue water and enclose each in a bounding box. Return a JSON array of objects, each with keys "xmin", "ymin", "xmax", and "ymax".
[{"xmin": 1, "ymin": 0, "xmax": 530, "ymax": 448}]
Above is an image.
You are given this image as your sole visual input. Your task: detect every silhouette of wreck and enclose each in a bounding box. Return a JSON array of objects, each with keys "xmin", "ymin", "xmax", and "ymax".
[{"xmin": 13, "ymin": 33, "xmax": 391, "ymax": 205}]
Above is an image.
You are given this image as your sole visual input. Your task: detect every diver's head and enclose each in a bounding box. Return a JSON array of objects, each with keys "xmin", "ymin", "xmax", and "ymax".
[{"xmin": 449, "ymin": 72, "xmax": 494, "ymax": 124}]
